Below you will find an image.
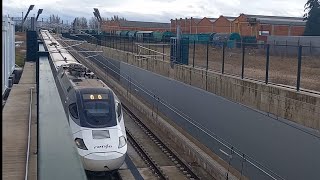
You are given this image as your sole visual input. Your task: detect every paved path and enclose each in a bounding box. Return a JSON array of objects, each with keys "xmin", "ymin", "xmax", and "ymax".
[{"xmin": 2, "ymin": 62, "xmax": 37, "ymax": 180}]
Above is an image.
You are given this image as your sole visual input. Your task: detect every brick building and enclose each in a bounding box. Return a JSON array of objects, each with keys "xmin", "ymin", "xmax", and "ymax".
[
  {"xmin": 213, "ymin": 16, "xmax": 236, "ymax": 33},
  {"xmin": 101, "ymin": 20, "xmax": 170, "ymax": 34},
  {"xmin": 170, "ymin": 18, "xmax": 202, "ymax": 33},
  {"xmin": 171, "ymin": 14, "xmax": 306, "ymax": 40},
  {"xmin": 234, "ymin": 14, "xmax": 305, "ymax": 40}
]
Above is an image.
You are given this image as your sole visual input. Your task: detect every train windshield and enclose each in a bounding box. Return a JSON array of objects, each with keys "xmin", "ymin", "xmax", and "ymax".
[{"xmin": 78, "ymin": 92, "xmax": 117, "ymax": 128}]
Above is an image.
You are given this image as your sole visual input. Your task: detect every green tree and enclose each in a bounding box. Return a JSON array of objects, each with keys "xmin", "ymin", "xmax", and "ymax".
[{"xmin": 304, "ymin": 0, "xmax": 320, "ymax": 35}]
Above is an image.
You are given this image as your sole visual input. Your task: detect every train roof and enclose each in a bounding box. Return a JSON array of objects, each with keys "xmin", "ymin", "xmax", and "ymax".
[
  {"xmin": 40, "ymin": 29, "xmax": 111, "ymax": 90},
  {"xmin": 69, "ymin": 77, "xmax": 108, "ymax": 89},
  {"xmin": 63, "ymin": 64, "xmax": 108, "ymax": 89}
]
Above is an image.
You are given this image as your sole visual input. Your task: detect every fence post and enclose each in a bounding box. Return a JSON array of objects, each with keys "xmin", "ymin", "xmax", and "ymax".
[
  {"xmin": 125, "ymin": 38, "xmax": 127, "ymax": 51},
  {"xmin": 131, "ymin": 38, "xmax": 133, "ymax": 53},
  {"xmin": 285, "ymin": 40, "xmax": 288, "ymax": 57},
  {"xmin": 136, "ymin": 39, "xmax": 138, "ymax": 54},
  {"xmin": 297, "ymin": 45, "xmax": 302, "ymax": 91},
  {"xmin": 162, "ymin": 44, "xmax": 165, "ymax": 61},
  {"xmin": 265, "ymin": 44, "xmax": 270, "ymax": 84},
  {"xmin": 120, "ymin": 37, "xmax": 122, "ymax": 50},
  {"xmin": 241, "ymin": 43, "xmax": 245, "ymax": 79},
  {"xmin": 206, "ymin": 41, "xmax": 209, "ymax": 70},
  {"xmin": 148, "ymin": 38, "xmax": 151, "ymax": 55},
  {"xmin": 193, "ymin": 40, "xmax": 195, "ymax": 68},
  {"xmin": 310, "ymin": 41, "xmax": 312, "ymax": 55},
  {"xmin": 222, "ymin": 43, "xmax": 225, "ymax": 74},
  {"xmin": 115, "ymin": 36, "xmax": 117, "ymax": 49}
]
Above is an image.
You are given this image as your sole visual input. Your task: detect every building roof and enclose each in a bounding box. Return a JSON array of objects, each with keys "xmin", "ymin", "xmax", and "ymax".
[
  {"xmin": 193, "ymin": 18, "xmax": 202, "ymax": 24},
  {"xmin": 224, "ymin": 16, "xmax": 237, "ymax": 21},
  {"xmin": 245, "ymin": 14, "xmax": 306, "ymax": 26},
  {"xmin": 119, "ymin": 20, "xmax": 170, "ymax": 29},
  {"xmin": 208, "ymin": 18, "xmax": 217, "ymax": 23}
]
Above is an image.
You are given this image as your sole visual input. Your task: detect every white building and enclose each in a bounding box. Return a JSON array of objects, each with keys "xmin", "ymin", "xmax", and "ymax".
[{"xmin": 2, "ymin": 16, "xmax": 15, "ymax": 95}]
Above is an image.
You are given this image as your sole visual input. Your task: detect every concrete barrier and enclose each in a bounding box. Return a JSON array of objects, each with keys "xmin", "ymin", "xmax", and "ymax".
[{"xmin": 72, "ymin": 41, "xmax": 320, "ymax": 131}]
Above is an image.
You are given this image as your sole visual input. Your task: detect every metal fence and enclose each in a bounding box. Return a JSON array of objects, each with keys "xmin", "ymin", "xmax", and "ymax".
[
  {"xmin": 187, "ymin": 41, "xmax": 320, "ymax": 92},
  {"xmin": 62, "ymin": 34, "xmax": 320, "ymax": 93},
  {"xmin": 267, "ymin": 35, "xmax": 320, "ymax": 56}
]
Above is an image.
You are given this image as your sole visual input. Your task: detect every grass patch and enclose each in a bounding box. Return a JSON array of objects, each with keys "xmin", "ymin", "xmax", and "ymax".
[
  {"xmin": 15, "ymin": 51, "xmax": 25, "ymax": 67},
  {"xmin": 15, "ymin": 32, "xmax": 26, "ymax": 67}
]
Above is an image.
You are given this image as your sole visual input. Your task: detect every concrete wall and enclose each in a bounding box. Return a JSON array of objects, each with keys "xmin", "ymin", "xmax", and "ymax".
[{"xmin": 75, "ymin": 42, "xmax": 320, "ymax": 131}]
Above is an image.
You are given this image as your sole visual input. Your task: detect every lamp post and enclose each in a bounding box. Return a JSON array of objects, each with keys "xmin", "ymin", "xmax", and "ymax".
[
  {"xmin": 34, "ymin": 9, "xmax": 43, "ymax": 31},
  {"xmin": 36, "ymin": 9, "xmax": 43, "ymax": 21},
  {"xmin": 22, "ymin": 5, "xmax": 35, "ymax": 31},
  {"xmin": 93, "ymin": 8, "xmax": 102, "ymax": 34}
]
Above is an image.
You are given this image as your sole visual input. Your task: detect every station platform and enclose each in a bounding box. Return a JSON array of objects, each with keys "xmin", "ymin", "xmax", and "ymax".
[{"xmin": 2, "ymin": 62, "xmax": 37, "ymax": 180}]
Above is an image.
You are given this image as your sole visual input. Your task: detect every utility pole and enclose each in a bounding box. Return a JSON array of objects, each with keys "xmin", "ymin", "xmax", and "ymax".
[
  {"xmin": 93, "ymin": 8, "xmax": 102, "ymax": 34},
  {"xmin": 21, "ymin": 11, "xmax": 23, "ymax": 32},
  {"xmin": 22, "ymin": 5, "xmax": 35, "ymax": 31}
]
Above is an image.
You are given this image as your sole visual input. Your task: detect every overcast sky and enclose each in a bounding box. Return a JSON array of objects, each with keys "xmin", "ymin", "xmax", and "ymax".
[{"xmin": 3, "ymin": 0, "xmax": 307, "ymax": 23}]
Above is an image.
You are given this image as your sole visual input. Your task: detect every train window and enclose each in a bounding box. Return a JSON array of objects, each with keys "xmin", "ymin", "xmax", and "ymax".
[
  {"xmin": 69, "ymin": 103, "xmax": 79, "ymax": 119},
  {"xmin": 117, "ymin": 103, "xmax": 122, "ymax": 121},
  {"xmin": 83, "ymin": 100, "xmax": 116, "ymax": 127}
]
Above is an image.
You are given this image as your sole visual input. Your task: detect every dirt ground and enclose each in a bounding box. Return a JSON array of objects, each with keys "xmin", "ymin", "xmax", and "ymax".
[
  {"xmin": 97, "ymin": 39, "xmax": 319, "ymax": 92},
  {"xmin": 147, "ymin": 43, "xmax": 320, "ymax": 92},
  {"xmin": 15, "ymin": 32, "xmax": 26, "ymax": 67}
]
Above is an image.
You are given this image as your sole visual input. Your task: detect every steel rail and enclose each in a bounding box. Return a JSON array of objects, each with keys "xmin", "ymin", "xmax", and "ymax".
[
  {"xmin": 126, "ymin": 129, "xmax": 168, "ymax": 179},
  {"xmin": 123, "ymin": 105, "xmax": 200, "ymax": 180}
]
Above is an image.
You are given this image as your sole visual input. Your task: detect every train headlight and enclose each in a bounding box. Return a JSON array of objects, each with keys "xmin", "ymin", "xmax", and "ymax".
[
  {"xmin": 75, "ymin": 138, "xmax": 88, "ymax": 150},
  {"xmin": 118, "ymin": 136, "xmax": 127, "ymax": 148}
]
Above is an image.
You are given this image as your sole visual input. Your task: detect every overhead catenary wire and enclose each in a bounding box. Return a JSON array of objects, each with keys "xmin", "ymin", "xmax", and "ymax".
[
  {"xmin": 61, "ymin": 34, "xmax": 320, "ymax": 139},
  {"xmin": 62, "ymin": 40, "xmax": 286, "ymax": 180}
]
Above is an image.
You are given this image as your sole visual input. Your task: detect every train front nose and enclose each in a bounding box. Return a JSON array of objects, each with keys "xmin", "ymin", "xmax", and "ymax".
[{"xmin": 82, "ymin": 152, "xmax": 126, "ymax": 172}]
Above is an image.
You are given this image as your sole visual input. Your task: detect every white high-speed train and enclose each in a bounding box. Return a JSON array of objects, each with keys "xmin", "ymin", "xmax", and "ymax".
[{"xmin": 40, "ymin": 30, "xmax": 127, "ymax": 173}]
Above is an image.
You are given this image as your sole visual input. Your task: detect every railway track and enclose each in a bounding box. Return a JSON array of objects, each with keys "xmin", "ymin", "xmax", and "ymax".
[
  {"xmin": 86, "ymin": 171, "xmax": 121, "ymax": 180},
  {"xmin": 58, "ymin": 39, "xmax": 211, "ymax": 180},
  {"xmin": 87, "ymin": 104, "xmax": 202, "ymax": 180},
  {"xmin": 123, "ymin": 104, "xmax": 200, "ymax": 180}
]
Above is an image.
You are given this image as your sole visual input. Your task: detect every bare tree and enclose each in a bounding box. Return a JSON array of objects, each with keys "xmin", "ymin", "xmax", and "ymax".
[
  {"xmin": 49, "ymin": 14, "xmax": 61, "ymax": 24},
  {"xmin": 110, "ymin": 15, "xmax": 126, "ymax": 21},
  {"xmin": 89, "ymin": 17, "xmax": 99, "ymax": 29},
  {"xmin": 72, "ymin": 17, "xmax": 88, "ymax": 29}
]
